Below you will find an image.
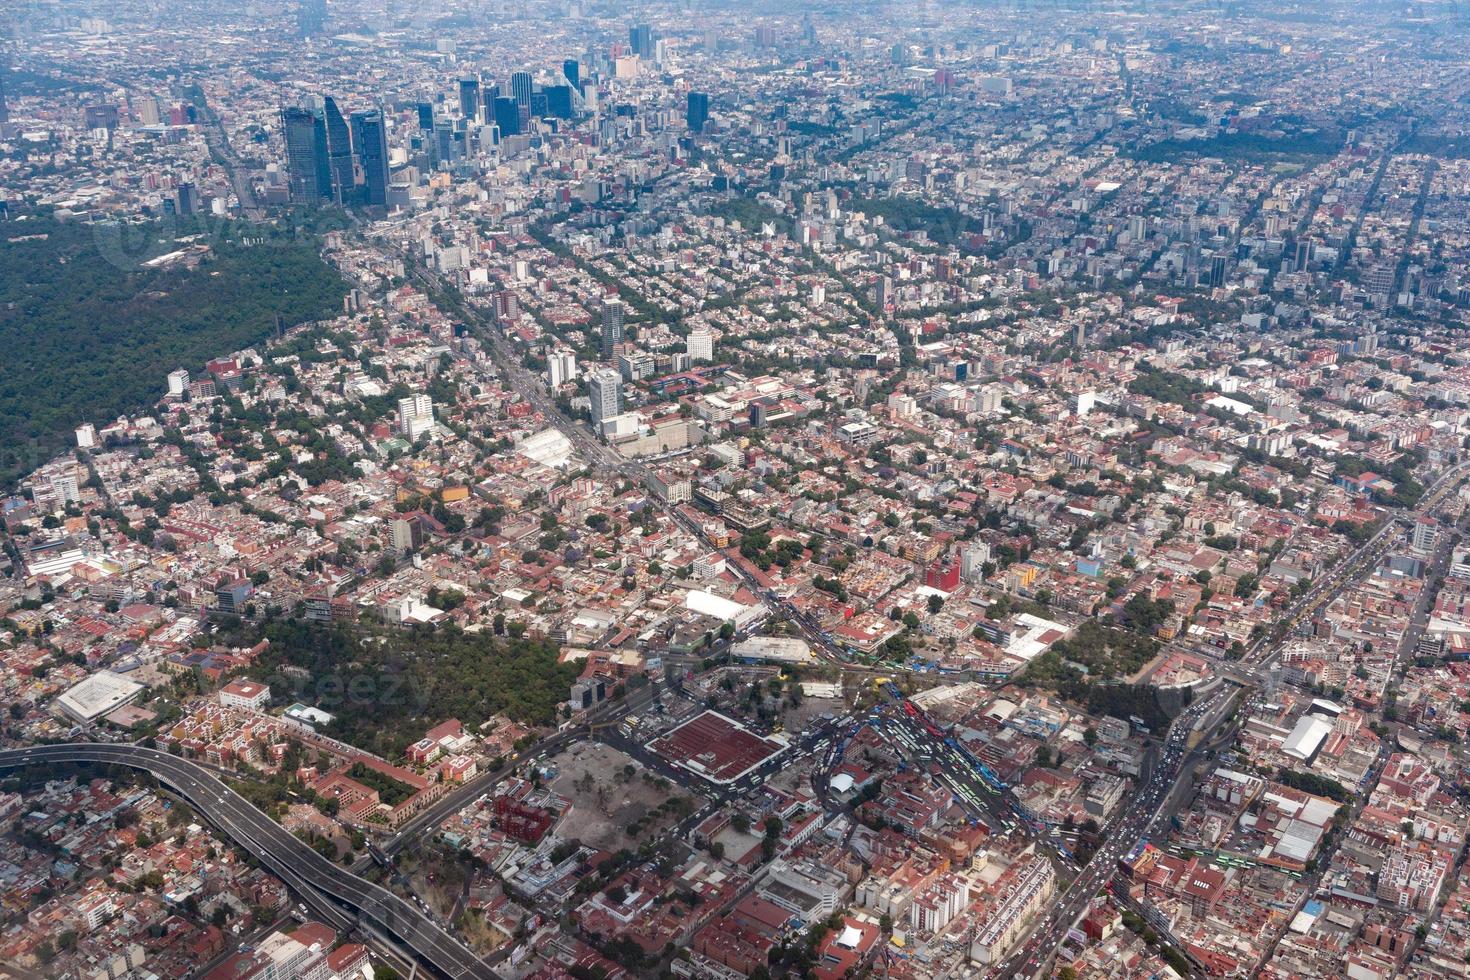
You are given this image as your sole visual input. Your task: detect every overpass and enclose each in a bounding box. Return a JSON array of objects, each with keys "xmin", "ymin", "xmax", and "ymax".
[{"xmin": 0, "ymin": 744, "xmax": 498, "ymax": 980}]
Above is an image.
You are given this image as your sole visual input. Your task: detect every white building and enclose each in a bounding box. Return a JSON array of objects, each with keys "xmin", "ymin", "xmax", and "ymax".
[
  {"xmin": 961, "ymin": 541, "xmax": 991, "ymax": 582},
  {"xmin": 217, "ymin": 679, "xmax": 272, "ymax": 711},
  {"xmin": 588, "ymin": 369, "xmax": 622, "ymax": 432},
  {"xmin": 547, "ymin": 350, "xmax": 577, "ymax": 388},
  {"xmin": 398, "ymin": 393, "xmax": 435, "ymax": 440},
  {"xmin": 686, "ymin": 328, "xmax": 713, "ymax": 362},
  {"xmin": 75, "ymin": 423, "xmax": 97, "ymax": 449},
  {"xmin": 167, "ymin": 369, "xmax": 189, "ymax": 397},
  {"xmin": 56, "ymin": 671, "xmax": 146, "ymax": 723}
]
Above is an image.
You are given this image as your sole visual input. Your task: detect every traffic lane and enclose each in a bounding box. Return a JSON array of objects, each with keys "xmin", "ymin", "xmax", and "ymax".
[{"xmin": 0, "ymin": 745, "xmax": 497, "ymax": 980}]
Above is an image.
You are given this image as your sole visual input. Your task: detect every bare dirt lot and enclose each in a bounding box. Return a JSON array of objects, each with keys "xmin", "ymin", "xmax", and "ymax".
[{"xmin": 548, "ymin": 741, "xmax": 703, "ymax": 851}]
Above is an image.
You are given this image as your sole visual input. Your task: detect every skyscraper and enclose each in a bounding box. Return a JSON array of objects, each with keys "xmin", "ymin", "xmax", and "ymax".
[
  {"xmin": 350, "ymin": 108, "xmax": 389, "ymax": 207},
  {"xmin": 175, "ymin": 181, "xmax": 197, "ymax": 215},
  {"xmin": 511, "ymin": 71, "xmax": 533, "ymax": 110},
  {"xmin": 686, "ymin": 91, "xmax": 710, "ymax": 133},
  {"xmin": 322, "ymin": 96, "xmax": 355, "ymax": 205},
  {"xmin": 458, "ymin": 77, "xmax": 481, "ymax": 123},
  {"xmin": 588, "ymin": 369, "xmax": 622, "ymax": 431},
  {"xmin": 492, "ymin": 96, "xmax": 520, "ymax": 138},
  {"xmin": 630, "ymin": 24, "xmax": 654, "ymax": 59},
  {"xmin": 563, "ymin": 59, "xmax": 581, "ymax": 90},
  {"xmin": 600, "ymin": 298, "xmax": 624, "ymax": 359},
  {"xmin": 0, "ymin": 61, "xmax": 9, "ymax": 125},
  {"xmin": 282, "ymin": 106, "xmax": 331, "ymax": 203},
  {"xmin": 416, "ymin": 101, "xmax": 434, "ymax": 131},
  {"xmin": 511, "ymin": 71, "xmax": 534, "ymax": 132},
  {"xmin": 546, "ymin": 85, "xmax": 573, "ymax": 120}
]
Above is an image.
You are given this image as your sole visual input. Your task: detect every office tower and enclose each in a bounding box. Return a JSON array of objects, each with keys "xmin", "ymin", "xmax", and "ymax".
[
  {"xmin": 1413, "ymin": 518, "xmax": 1440, "ymax": 553},
  {"xmin": 0, "ymin": 61, "xmax": 8, "ymax": 125},
  {"xmin": 481, "ymin": 83, "xmax": 499, "ymax": 122},
  {"xmin": 630, "ymin": 24, "xmax": 654, "ymax": 59},
  {"xmin": 563, "ymin": 58, "xmax": 580, "ymax": 90},
  {"xmin": 511, "ymin": 71, "xmax": 533, "ymax": 110},
  {"xmin": 84, "ymin": 104, "xmax": 120, "ymax": 130},
  {"xmin": 600, "ymin": 298, "xmax": 624, "ymax": 359},
  {"xmin": 350, "ymin": 108, "xmax": 389, "ymax": 206},
  {"xmin": 134, "ymin": 95, "xmax": 160, "ymax": 126},
  {"xmin": 322, "ymin": 96, "xmax": 355, "ymax": 204},
  {"xmin": 686, "ymin": 328, "xmax": 713, "ymax": 362},
  {"xmin": 175, "ymin": 181, "xmax": 197, "ymax": 215},
  {"xmin": 686, "ymin": 91, "xmax": 710, "ymax": 133},
  {"xmin": 546, "ymin": 85, "xmax": 573, "ymax": 120},
  {"xmin": 282, "ymin": 106, "xmax": 331, "ymax": 203},
  {"xmin": 492, "ymin": 96, "xmax": 520, "ymax": 138},
  {"xmin": 1209, "ymin": 253, "xmax": 1227, "ymax": 288},
  {"xmin": 397, "ymin": 393, "xmax": 435, "ymax": 440},
  {"xmin": 548, "ymin": 350, "xmax": 577, "ymax": 387},
  {"xmin": 530, "ymin": 91, "xmax": 549, "ymax": 119},
  {"xmin": 458, "ymin": 77, "xmax": 481, "ymax": 123},
  {"xmin": 588, "ymin": 369, "xmax": 622, "ymax": 430},
  {"xmin": 1294, "ymin": 239, "xmax": 1311, "ymax": 272},
  {"xmin": 390, "ymin": 518, "xmax": 418, "ymax": 555},
  {"xmin": 432, "ymin": 118, "xmax": 456, "ymax": 165},
  {"xmin": 168, "ymin": 369, "xmax": 190, "ymax": 396},
  {"xmin": 416, "ymin": 101, "xmax": 434, "ymax": 131}
]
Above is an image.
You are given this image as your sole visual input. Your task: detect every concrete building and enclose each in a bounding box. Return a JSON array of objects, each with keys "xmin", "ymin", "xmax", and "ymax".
[{"xmin": 397, "ymin": 393, "xmax": 435, "ymax": 440}]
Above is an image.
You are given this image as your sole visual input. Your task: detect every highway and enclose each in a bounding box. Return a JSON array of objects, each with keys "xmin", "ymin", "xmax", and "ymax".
[{"xmin": 0, "ymin": 745, "xmax": 499, "ymax": 980}]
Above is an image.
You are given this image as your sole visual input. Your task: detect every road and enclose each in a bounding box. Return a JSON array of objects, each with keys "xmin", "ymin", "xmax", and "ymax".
[
  {"xmin": 0, "ymin": 744, "xmax": 499, "ymax": 980},
  {"xmin": 1015, "ymin": 460, "xmax": 1470, "ymax": 976},
  {"xmin": 415, "ymin": 255, "xmax": 1470, "ymax": 976}
]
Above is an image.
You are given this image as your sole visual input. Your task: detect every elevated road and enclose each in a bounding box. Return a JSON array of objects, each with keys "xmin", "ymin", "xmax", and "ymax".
[{"xmin": 0, "ymin": 744, "xmax": 498, "ymax": 980}]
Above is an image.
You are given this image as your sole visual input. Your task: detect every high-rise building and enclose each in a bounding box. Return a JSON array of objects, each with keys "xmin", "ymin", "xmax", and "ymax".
[
  {"xmin": 546, "ymin": 85, "xmax": 573, "ymax": 120},
  {"xmin": 175, "ymin": 181, "xmax": 197, "ymax": 215},
  {"xmin": 588, "ymin": 369, "xmax": 622, "ymax": 431},
  {"xmin": 350, "ymin": 108, "xmax": 389, "ymax": 206},
  {"xmin": 481, "ymin": 83, "xmax": 500, "ymax": 122},
  {"xmin": 458, "ymin": 77, "xmax": 481, "ymax": 123},
  {"xmin": 397, "ymin": 393, "xmax": 435, "ymax": 440},
  {"xmin": 168, "ymin": 369, "xmax": 190, "ymax": 396},
  {"xmin": 416, "ymin": 101, "xmax": 434, "ymax": 131},
  {"xmin": 547, "ymin": 350, "xmax": 577, "ymax": 388},
  {"xmin": 686, "ymin": 91, "xmax": 710, "ymax": 133},
  {"xmin": 563, "ymin": 59, "xmax": 581, "ymax": 90},
  {"xmin": 630, "ymin": 24, "xmax": 655, "ymax": 59},
  {"xmin": 0, "ymin": 61, "xmax": 9, "ymax": 125},
  {"xmin": 686, "ymin": 328, "xmax": 713, "ymax": 362},
  {"xmin": 600, "ymin": 298, "xmax": 624, "ymax": 359},
  {"xmin": 282, "ymin": 106, "xmax": 331, "ymax": 203},
  {"xmin": 492, "ymin": 96, "xmax": 520, "ymax": 138},
  {"xmin": 322, "ymin": 96, "xmax": 355, "ymax": 205},
  {"xmin": 511, "ymin": 71, "xmax": 533, "ymax": 110},
  {"xmin": 1209, "ymin": 253, "xmax": 1228, "ymax": 289}
]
